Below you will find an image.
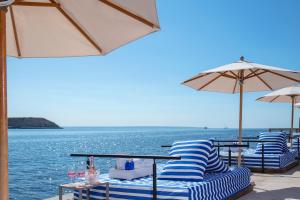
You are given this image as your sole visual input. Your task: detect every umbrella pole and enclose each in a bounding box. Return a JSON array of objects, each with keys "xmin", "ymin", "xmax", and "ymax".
[
  {"xmin": 237, "ymin": 75, "xmax": 244, "ymax": 167},
  {"xmin": 0, "ymin": 7, "xmax": 8, "ymax": 200},
  {"xmin": 290, "ymin": 96, "xmax": 295, "ymax": 143}
]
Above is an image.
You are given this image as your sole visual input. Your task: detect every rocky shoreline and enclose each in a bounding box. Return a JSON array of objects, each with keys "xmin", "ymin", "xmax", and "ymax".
[{"xmin": 8, "ymin": 117, "xmax": 62, "ymax": 129}]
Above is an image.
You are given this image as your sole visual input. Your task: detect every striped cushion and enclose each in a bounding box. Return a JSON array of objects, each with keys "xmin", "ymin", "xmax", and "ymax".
[
  {"xmin": 206, "ymin": 147, "xmax": 229, "ymax": 173},
  {"xmin": 159, "ymin": 140, "xmax": 212, "ymax": 181},
  {"xmin": 292, "ymin": 138, "xmax": 300, "ymax": 150},
  {"xmin": 255, "ymin": 132, "xmax": 287, "ymax": 154}
]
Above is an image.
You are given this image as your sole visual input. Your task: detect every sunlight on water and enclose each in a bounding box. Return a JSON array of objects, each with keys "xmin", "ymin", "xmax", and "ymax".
[{"xmin": 8, "ymin": 127, "xmax": 265, "ymax": 199}]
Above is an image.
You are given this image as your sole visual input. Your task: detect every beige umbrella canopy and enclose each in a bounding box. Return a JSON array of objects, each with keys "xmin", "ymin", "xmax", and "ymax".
[
  {"xmin": 0, "ymin": 0, "xmax": 160, "ymax": 199},
  {"xmin": 257, "ymin": 86, "xmax": 300, "ymax": 141},
  {"xmin": 6, "ymin": 0, "xmax": 160, "ymax": 57},
  {"xmin": 182, "ymin": 56, "xmax": 300, "ymax": 166}
]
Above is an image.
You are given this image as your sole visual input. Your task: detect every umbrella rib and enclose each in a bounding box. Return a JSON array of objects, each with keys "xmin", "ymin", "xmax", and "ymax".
[
  {"xmin": 232, "ymin": 77, "xmax": 238, "ymax": 94},
  {"xmin": 270, "ymin": 96, "xmax": 280, "ymax": 102},
  {"xmin": 249, "ymin": 69, "xmax": 273, "ymax": 90},
  {"xmin": 245, "ymin": 70, "xmax": 267, "ymax": 80},
  {"xmin": 228, "ymin": 71, "xmax": 239, "ymax": 78},
  {"xmin": 9, "ymin": 6, "xmax": 21, "ymax": 57},
  {"xmin": 182, "ymin": 73, "xmax": 211, "ymax": 84},
  {"xmin": 197, "ymin": 71, "xmax": 227, "ymax": 90},
  {"xmin": 266, "ymin": 70, "xmax": 300, "ymax": 83},
  {"xmin": 98, "ymin": 0, "xmax": 159, "ymax": 29},
  {"xmin": 217, "ymin": 72, "xmax": 236, "ymax": 79},
  {"xmin": 49, "ymin": 0, "xmax": 103, "ymax": 54},
  {"xmin": 13, "ymin": 1, "xmax": 57, "ymax": 7},
  {"xmin": 244, "ymin": 69, "xmax": 260, "ymax": 79}
]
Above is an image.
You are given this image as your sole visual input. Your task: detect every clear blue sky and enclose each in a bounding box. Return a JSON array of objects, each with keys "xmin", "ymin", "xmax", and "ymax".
[{"xmin": 7, "ymin": 0, "xmax": 300, "ymax": 128}]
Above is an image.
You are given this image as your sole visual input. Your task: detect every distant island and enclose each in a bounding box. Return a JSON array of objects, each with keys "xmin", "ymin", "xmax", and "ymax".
[{"xmin": 8, "ymin": 117, "xmax": 62, "ymax": 129}]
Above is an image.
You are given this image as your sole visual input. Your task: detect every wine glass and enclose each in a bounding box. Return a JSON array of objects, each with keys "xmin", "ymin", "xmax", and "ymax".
[
  {"xmin": 67, "ymin": 164, "xmax": 77, "ymax": 183},
  {"xmin": 77, "ymin": 161, "xmax": 86, "ymax": 181}
]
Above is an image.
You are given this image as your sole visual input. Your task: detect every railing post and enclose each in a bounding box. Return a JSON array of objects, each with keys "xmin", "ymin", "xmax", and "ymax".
[
  {"xmin": 152, "ymin": 159, "xmax": 157, "ymax": 200},
  {"xmin": 228, "ymin": 147, "xmax": 232, "ymax": 167},
  {"xmin": 262, "ymin": 143, "xmax": 265, "ymax": 173}
]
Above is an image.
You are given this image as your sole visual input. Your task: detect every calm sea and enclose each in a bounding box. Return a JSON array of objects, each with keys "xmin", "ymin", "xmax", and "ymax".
[{"xmin": 8, "ymin": 127, "xmax": 265, "ymax": 199}]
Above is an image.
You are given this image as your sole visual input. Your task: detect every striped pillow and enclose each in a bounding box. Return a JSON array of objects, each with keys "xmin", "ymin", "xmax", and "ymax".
[
  {"xmin": 206, "ymin": 147, "xmax": 229, "ymax": 173},
  {"xmin": 255, "ymin": 132, "xmax": 287, "ymax": 154},
  {"xmin": 158, "ymin": 140, "xmax": 213, "ymax": 181},
  {"xmin": 292, "ymin": 138, "xmax": 300, "ymax": 150}
]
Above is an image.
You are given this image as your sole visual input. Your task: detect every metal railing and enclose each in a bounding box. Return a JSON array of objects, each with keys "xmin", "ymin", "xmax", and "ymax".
[
  {"xmin": 70, "ymin": 153, "xmax": 181, "ymax": 200},
  {"xmin": 161, "ymin": 144, "xmax": 249, "ymax": 170},
  {"xmin": 292, "ymin": 135, "xmax": 300, "ymax": 159},
  {"xmin": 269, "ymin": 128, "xmax": 300, "ymax": 133},
  {"xmin": 212, "ymin": 138, "xmax": 300, "ymax": 173},
  {"xmin": 162, "ymin": 135, "xmax": 300, "ymax": 173}
]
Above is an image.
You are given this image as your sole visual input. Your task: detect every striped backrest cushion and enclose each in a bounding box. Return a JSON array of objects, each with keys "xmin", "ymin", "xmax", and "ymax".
[
  {"xmin": 292, "ymin": 138, "xmax": 300, "ymax": 149},
  {"xmin": 255, "ymin": 132, "xmax": 287, "ymax": 154},
  {"xmin": 158, "ymin": 140, "xmax": 213, "ymax": 181},
  {"xmin": 206, "ymin": 147, "xmax": 229, "ymax": 173}
]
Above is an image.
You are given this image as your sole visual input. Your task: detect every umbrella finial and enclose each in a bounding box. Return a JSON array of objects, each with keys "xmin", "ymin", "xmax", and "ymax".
[{"xmin": 240, "ymin": 56, "xmax": 245, "ymax": 61}]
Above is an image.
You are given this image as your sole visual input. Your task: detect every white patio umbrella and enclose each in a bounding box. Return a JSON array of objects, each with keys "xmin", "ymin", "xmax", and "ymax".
[
  {"xmin": 0, "ymin": 1, "xmax": 160, "ymax": 199},
  {"xmin": 257, "ymin": 86, "xmax": 300, "ymax": 142},
  {"xmin": 182, "ymin": 56, "xmax": 300, "ymax": 166}
]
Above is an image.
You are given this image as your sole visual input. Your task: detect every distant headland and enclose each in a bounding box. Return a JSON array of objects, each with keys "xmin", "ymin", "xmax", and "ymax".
[{"xmin": 8, "ymin": 117, "xmax": 62, "ymax": 129}]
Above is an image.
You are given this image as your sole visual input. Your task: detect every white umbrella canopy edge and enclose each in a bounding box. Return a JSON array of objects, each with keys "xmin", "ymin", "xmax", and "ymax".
[
  {"xmin": 182, "ymin": 56, "xmax": 300, "ymax": 166},
  {"xmin": 0, "ymin": 1, "xmax": 161, "ymax": 199},
  {"xmin": 182, "ymin": 58, "xmax": 300, "ymax": 94},
  {"xmin": 6, "ymin": 0, "xmax": 160, "ymax": 58},
  {"xmin": 256, "ymin": 86, "xmax": 300, "ymax": 103},
  {"xmin": 256, "ymin": 86, "xmax": 300, "ymax": 142}
]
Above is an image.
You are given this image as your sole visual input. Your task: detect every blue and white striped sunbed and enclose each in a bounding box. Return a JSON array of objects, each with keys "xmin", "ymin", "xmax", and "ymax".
[
  {"xmin": 74, "ymin": 167, "xmax": 251, "ymax": 200},
  {"xmin": 221, "ymin": 149, "xmax": 297, "ymax": 169}
]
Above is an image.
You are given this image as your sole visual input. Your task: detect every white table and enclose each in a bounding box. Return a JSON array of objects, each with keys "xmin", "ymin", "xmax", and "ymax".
[{"xmin": 59, "ymin": 181, "xmax": 109, "ymax": 200}]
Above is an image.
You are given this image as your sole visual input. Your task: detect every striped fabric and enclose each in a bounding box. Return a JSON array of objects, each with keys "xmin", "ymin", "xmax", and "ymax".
[
  {"xmin": 222, "ymin": 149, "xmax": 297, "ymax": 169},
  {"xmin": 255, "ymin": 132, "xmax": 287, "ymax": 154},
  {"xmin": 158, "ymin": 140, "xmax": 213, "ymax": 181},
  {"xmin": 206, "ymin": 147, "xmax": 229, "ymax": 173},
  {"xmin": 74, "ymin": 167, "xmax": 251, "ymax": 200},
  {"xmin": 292, "ymin": 138, "xmax": 300, "ymax": 151}
]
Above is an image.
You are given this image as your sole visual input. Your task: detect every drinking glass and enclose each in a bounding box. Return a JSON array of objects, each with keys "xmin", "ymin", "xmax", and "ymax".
[
  {"xmin": 67, "ymin": 164, "xmax": 77, "ymax": 183},
  {"xmin": 77, "ymin": 161, "xmax": 86, "ymax": 181}
]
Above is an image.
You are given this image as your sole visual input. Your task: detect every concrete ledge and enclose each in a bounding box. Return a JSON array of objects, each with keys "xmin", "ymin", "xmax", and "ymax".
[
  {"xmin": 249, "ymin": 160, "xmax": 299, "ymax": 173},
  {"xmin": 240, "ymin": 164, "xmax": 300, "ymax": 200}
]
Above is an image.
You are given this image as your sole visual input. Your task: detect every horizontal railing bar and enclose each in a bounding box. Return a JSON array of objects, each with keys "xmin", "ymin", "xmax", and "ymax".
[
  {"xmin": 214, "ymin": 140, "xmax": 279, "ymax": 143},
  {"xmin": 161, "ymin": 144, "xmax": 249, "ymax": 148},
  {"xmin": 239, "ymin": 136, "xmax": 259, "ymax": 139},
  {"xmin": 209, "ymin": 144, "xmax": 249, "ymax": 148},
  {"xmin": 269, "ymin": 128, "xmax": 300, "ymax": 132},
  {"xmin": 70, "ymin": 153, "xmax": 181, "ymax": 160}
]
